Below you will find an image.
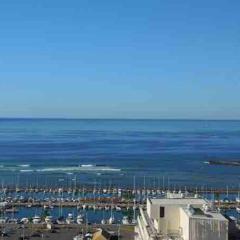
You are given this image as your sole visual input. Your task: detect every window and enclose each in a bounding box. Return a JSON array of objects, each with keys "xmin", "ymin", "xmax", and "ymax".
[{"xmin": 160, "ymin": 206, "xmax": 165, "ymax": 218}]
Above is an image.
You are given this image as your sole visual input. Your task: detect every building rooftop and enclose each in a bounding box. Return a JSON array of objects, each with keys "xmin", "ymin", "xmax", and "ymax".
[
  {"xmin": 182, "ymin": 206, "xmax": 228, "ymax": 221},
  {"xmin": 149, "ymin": 198, "xmax": 207, "ymax": 206}
]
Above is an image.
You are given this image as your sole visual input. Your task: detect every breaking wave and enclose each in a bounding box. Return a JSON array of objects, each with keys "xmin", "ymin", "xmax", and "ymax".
[{"xmin": 0, "ymin": 163, "xmax": 121, "ymax": 173}]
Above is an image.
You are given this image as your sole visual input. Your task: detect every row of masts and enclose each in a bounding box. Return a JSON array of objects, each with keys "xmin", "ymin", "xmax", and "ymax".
[
  {"xmin": 1, "ymin": 185, "xmax": 240, "ymax": 195},
  {"xmin": 2, "ymin": 175, "xmax": 240, "ymax": 192}
]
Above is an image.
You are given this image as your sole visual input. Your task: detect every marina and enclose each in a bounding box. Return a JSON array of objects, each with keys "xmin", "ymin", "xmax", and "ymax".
[
  {"xmin": 1, "ymin": 186, "xmax": 240, "ymax": 226},
  {"xmin": 1, "ymin": 189, "xmax": 240, "ymax": 239}
]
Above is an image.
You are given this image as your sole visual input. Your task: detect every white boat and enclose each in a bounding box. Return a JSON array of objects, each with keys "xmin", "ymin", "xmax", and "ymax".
[
  {"xmin": 236, "ymin": 189, "xmax": 240, "ymax": 203},
  {"xmin": 116, "ymin": 206, "xmax": 121, "ymax": 211},
  {"xmin": 0, "ymin": 217, "xmax": 7, "ymax": 224},
  {"xmin": 0, "ymin": 202, "xmax": 8, "ymax": 208},
  {"xmin": 103, "ymin": 188, "xmax": 107, "ymax": 193},
  {"xmin": 101, "ymin": 219, "xmax": 106, "ymax": 224},
  {"xmin": 105, "ymin": 206, "xmax": 110, "ymax": 211},
  {"xmin": 45, "ymin": 215, "xmax": 53, "ymax": 224},
  {"xmin": 108, "ymin": 216, "xmax": 115, "ymax": 224},
  {"xmin": 118, "ymin": 188, "xmax": 122, "ymax": 197},
  {"xmin": 20, "ymin": 217, "xmax": 29, "ymax": 224},
  {"xmin": 8, "ymin": 218, "xmax": 18, "ymax": 224},
  {"xmin": 66, "ymin": 213, "xmax": 74, "ymax": 224},
  {"xmin": 33, "ymin": 215, "xmax": 41, "ymax": 224},
  {"xmin": 122, "ymin": 216, "xmax": 129, "ymax": 225},
  {"xmin": 236, "ymin": 207, "xmax": 240, "ymax": 213},
  {"xmin": 76, "ymin": 214, "xmax": 84, "ymax": 224},
  {"xmin": 56, "ymin": 216, "xmax": 65, "ymax": 225}
]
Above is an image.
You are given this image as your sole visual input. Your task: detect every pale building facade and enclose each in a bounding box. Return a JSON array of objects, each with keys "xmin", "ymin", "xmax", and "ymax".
[{"xmin": 135, "ymin": 193, "xmax": 228, "ymax": 240}]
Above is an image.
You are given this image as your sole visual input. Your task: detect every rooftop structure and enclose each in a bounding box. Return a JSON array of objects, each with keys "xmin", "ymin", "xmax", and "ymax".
[{"xmin": 135, "ymin": 191, "xmax": 228, "ymax": 240}]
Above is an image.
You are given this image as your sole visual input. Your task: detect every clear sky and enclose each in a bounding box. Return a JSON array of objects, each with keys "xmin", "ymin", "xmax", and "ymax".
[{"xmin": 0, "ymin": 0, "xmax": 239, "ymax": 119}]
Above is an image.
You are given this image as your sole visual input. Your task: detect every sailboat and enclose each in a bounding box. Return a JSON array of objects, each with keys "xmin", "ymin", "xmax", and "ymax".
[
  {"xmin": 66, "ymin": 213, "xmax": 74, "ymax": 224},
  {"xmin": 236, "ymin": 186, "xmax": 240, "ymax": 214},
  {"xmin": 45, "ymin": 215, "xmax": 53, "ymax": 224},
  {"xmin": 122, "ymin": 216, "xmax": 129, "ymax": 225},
  {"xmin": 108, "ymin": 215, "xmax": 115, "ymax": 224},
  {"xmin": 108, "ymin": 203, "xmax": 115, "ymax": 224},
  {"xmin": 57, "ymin": 216, "xmax": 65, "ymax": 225},
  {"xmin": 57, "ymin": 187, "xmax": 65, "ymax": 224},
  {"xmin": 236, "ymin": 207, "xmax": 240, "ymax": 213},
  {"xmin": 101, "ymin": 218, "xmax": 106, "ymax": 224},
  {"xmin": 8, "ymin": 206, "xmax": 18, "ymax": 224},
  {"xmin": 236, "ymin": 188, "xmax": 240, "ymax": 203},
  {"xmin": 77, "ymin": 213, "xmax": 84, "ymax": 224},
  {"xmin": 33, "ymin": 215, "xmax": 41, "ymax": 224},
  {"xmin": 101, "ymin": 210, "xmax": 106, "ymax": 224},
  {"xmin": 20, "ymin": 217, "xmax": 29, "ymax": 224},
  {"xmin": 0, "ymin": 216, "xmax": 7, "ymax": 224}
]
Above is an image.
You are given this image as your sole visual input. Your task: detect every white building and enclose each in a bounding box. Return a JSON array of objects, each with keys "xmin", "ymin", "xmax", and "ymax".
[{"xmin": 135, "ymin": 192, "xmax": 228, "ymax": 240}]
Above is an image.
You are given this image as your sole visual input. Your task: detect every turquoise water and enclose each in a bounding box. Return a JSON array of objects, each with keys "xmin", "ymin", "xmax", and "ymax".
[{"xmin": 0, "ymin": 119, "xmax": 240, "ymax": 188}]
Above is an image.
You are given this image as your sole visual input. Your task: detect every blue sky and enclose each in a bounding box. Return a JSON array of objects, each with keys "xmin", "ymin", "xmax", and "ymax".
[{"xmin": 0, "ymin": 0, "xmax": 239, "ymax": 119}]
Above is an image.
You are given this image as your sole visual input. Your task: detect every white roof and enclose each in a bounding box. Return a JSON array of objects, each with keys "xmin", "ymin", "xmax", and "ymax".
[
  {"xmin": 149, "ymin": 198, "xmax": 207, "ymax": 206},
  {"xmin": 182, "ymin": 207, "xmax": 228, "ymax": 221}
]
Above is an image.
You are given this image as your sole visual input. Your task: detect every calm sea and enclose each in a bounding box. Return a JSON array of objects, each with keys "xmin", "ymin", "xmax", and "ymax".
[{"xmin": 0, "ymin": 118, "xmax": 240, "ymax": 188}]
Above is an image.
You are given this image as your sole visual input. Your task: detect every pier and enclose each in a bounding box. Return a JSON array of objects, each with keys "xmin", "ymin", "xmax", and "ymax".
[{"xmin": 1, "ymin": 185, "xmax": 240, "ymax": 210}]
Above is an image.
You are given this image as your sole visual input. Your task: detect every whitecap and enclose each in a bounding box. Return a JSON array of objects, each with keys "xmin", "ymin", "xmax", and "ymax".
[
  {"xmin": 80, "ymin": 164, "xmax": 94, "ymax": 167},
  {"xmin": 18, "ymin": 164, "xmax": 30, "ymax": 168},
  {"xmin": 20, "ymin": 169, "xmax": 34, "ymax": 172},
  {"xmin": 36, "ymin": 166, "xmax": 121, "ymax": 172}
]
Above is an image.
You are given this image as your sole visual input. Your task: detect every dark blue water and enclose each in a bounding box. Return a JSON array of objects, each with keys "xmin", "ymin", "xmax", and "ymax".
[{"xmin": 0, "ymin": 118, "xmax": 240, "ymax": 188}]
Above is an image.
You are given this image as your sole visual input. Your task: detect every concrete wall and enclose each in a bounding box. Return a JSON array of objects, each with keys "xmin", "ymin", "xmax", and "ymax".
[
  {"xmin": 157, "ymin": 205, "xmax": 180, "ymax": 235},
  {"xmin": 147, "ymin": 200, "xmax": 182, "ymax": 235},
  {"xmin": 147, "ymin": 201, "xmax": 160, "ymax": 219},
  {"xmin": 189, "ymin": 218, "xmax": 228, "ymax": 240},
  {"xmin": 179, "ymin": 208, "xmax": 190, "ymax": 240},
  {"xmin": 147, "ymin": 199, "xmax": 151, "ymax": 217}
]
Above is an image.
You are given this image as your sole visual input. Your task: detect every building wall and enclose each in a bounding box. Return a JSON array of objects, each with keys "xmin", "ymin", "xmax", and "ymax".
[
  {"xmin": 146, "ymin": 198, "xmax": 228, "ymax": 240},
  {"xmin": 189, "ymin": 218, "xmax": 228, "ymax": 240},
  {"xmin": 147, "ymin": 201, "xmax": 159, "ymax": 220},
  {"xmin": 179, "ymin": 208, "xmax": 190, "ymax": 240},
  {"xmin": 158, "ymin": 205, "xmax": 180, "ymax": 235},
  {"xmin": 147, "ymin": 199, "xmax": 151, "ymax": 217}
]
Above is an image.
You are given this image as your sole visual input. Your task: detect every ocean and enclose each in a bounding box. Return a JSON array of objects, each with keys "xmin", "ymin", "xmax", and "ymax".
[{"xmin": 0, "ymin": 118, "xmax": 240, "ymax": 189}]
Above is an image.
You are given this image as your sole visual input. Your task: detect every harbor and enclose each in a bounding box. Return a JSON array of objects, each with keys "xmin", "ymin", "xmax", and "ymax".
[
  {"xmin": 1, "ymin": 185, "xmax": 240, "ymax": 225},
  {"xmin": 0, "ymin": 188, "xmax": 240, "ymax": 239}
]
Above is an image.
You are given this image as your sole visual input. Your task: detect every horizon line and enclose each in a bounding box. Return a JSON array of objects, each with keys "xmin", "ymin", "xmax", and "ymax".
[{"xmin": 0, "ymin": 117, "xmax": 240, "ymax": 121}]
